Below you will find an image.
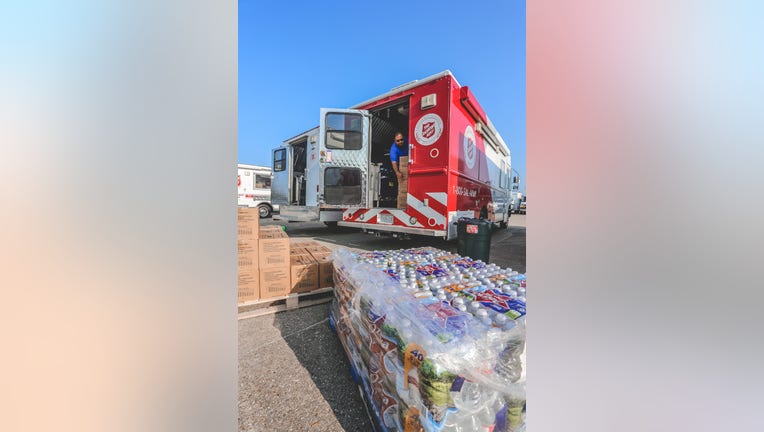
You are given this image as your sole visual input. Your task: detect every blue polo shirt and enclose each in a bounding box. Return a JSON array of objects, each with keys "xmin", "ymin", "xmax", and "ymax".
[{"xmin": 390, "ymin": 141, "xmax": 408, "ymax": 163}]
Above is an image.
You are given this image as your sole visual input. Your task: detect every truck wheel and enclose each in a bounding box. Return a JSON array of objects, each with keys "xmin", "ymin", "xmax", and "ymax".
[{"xmin": 258, "ymin": 204, "xmax": 272, "ymax": 218}]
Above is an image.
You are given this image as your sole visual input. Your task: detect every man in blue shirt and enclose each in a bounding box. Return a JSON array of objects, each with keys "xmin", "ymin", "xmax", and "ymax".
[{"xmin": 390, "ymin": 132, "xmax": 409, "ymax": 183}]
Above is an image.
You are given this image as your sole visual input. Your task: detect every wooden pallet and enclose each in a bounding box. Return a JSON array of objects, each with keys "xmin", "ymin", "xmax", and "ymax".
[{"xmin": 237, "ymin": 287, "xmax": 335, "ymax": 320}]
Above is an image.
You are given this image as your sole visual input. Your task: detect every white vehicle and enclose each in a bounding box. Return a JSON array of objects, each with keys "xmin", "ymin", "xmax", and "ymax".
[
  {"xmin": 511, "ymin": 191, "xmax": 524, "ymax": 213},
  {"xmin": 510, "ymin": 169, "xmax": 523, "ymax": 213},
  {"xmin": 237, "ymin": 164, "xmax": 279, "ymax": 218}
]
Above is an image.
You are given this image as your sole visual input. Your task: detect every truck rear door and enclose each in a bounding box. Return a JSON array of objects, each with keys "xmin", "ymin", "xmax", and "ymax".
[
  {"xmin": 317, "ymin": 108, "xmax": 370, "ymax": 208},
  {"xmin": 271, "ymin": 147, "xmax": 290, "ymax": 205}
]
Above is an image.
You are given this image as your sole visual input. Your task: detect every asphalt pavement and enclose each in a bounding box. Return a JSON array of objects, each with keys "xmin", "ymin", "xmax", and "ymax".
[{"xmin": 238, "ymin": 215, "xmax": 526, "ymax": 431}]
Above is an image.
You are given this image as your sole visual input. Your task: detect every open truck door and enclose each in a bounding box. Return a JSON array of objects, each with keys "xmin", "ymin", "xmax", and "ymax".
[
  {"xmin": 317, "ymin": 108, "xmax": 371, "ymax": 209},
  {"xmin": 271, "ymin": 147, "xmax": 291, "ymax": 206}
]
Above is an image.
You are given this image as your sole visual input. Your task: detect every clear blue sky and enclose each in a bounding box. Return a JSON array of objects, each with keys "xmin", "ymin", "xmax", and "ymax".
[{"xmin": 239, "ymin": 0, "xmax": 526, "ymax": 194}]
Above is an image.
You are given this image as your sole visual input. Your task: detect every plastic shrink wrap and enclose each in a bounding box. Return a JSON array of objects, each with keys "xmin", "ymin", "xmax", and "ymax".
[{"xmin": 330, "ymin": 247, "xmax": 526, "ymax": 432}]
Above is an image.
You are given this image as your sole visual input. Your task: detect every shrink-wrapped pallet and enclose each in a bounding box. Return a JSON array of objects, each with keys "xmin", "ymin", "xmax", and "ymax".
[{"xmin": 330, "ymin": 247, "xmax": 526, "ymax": 432}]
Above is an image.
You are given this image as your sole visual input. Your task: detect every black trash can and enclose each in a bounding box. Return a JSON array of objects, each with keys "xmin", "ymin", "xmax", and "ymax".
[{"xmin": 456, "ymin": 218, "xmax": 492, "ymax": 262}]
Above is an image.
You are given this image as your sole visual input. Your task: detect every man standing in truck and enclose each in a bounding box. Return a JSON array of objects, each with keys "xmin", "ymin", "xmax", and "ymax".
[{"xmin": 390, "ymin": 132, "xmax": 408, "ymax": 184}]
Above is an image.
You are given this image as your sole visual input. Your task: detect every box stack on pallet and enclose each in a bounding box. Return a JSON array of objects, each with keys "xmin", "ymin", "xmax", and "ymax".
[
  {"xmin": 237, "ymin": 208, "xmax": 336, "ymax": 311},
  {"xmin": 237, "ymin": 208, "xmax": 262, "ymax": 303},
  {"xmin": 258, "ymin": 225, "xmax": 292, "ymax": 299},
  {"xmin": 289, "ymin": 240, "xmax": 334, "ymax": 293},
  {"xmin": 329, "ymin": 247, "xmax": 526, "ymax": 432}
]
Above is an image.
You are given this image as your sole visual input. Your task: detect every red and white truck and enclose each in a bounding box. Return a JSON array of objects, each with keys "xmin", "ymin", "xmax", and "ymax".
[{"xmin": 271, "ymin": 70, "xmax": 514, "ymax": 240}]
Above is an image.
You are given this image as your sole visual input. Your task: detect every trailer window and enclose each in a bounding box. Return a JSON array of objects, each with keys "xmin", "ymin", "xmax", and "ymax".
[
  {"xmin": 324, "ymin": 167, "xmax": 361, "ymax": 204},
  {"xmin": 273, "ymin": 149, "xmax": 286, "ymax": 172},
  {"xmin": 325, "ymin": 113, "xmax": 362, "ymax": 150},
  {"xmin": 255, "ymin": 174, "xmax": 271, "ymax": 189}
]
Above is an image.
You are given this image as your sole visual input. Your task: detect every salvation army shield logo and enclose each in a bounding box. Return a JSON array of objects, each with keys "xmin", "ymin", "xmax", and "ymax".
[
  {"xmin": 422, "ymin": 122, "xmax": 435, "ymax": 139},
  {"xmin": 463, "ymin": 125, "xmax": 476, "ymax": 169},
  {"xmin": 414, "ymin": 113, "xmax": 443, "ymax": 146}
]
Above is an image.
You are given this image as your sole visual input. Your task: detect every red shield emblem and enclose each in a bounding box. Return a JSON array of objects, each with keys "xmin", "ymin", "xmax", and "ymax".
[
  {"xmin": 466, "ymin": 138, "xmax": 475, "ymax": 159},
  {"xmin": 422, "ymin": 121, "xmax": 435, "ymax": 139}
]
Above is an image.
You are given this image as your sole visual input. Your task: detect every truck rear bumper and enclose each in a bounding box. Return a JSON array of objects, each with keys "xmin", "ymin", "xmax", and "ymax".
[
  {"xmin": 274, "ymin": 205, "xmax": 343, "ymax": 222},
  {"xmin": 337, "ymin": 220, "xmax": 447, "ymax": 238}
]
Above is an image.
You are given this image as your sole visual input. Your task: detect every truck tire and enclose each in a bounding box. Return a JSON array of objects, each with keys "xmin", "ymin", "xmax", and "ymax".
[
  {"xmin": 499, "ymin": 213, "xmax": 509, "ymax": 229},
  {"xmin": 258, "ymin": 204, "xmax": 272, "ymax": 218}
]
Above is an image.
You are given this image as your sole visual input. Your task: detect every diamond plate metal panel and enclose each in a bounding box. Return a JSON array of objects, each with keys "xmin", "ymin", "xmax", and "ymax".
[{"xmin": 318, "ymin": 109, "xmax": 370, "ymax": 208}]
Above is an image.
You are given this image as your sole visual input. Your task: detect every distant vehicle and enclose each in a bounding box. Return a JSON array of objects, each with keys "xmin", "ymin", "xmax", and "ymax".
[
  {"xmin": 511, "ymin": 191, "xmax": 524, "ymax": 214},
  {"xmin": 519, "ymin": 197, "xmax": 526, "ymax": 214},
  {"xmin": 238, "ymin": 164, "xmax": 279, "ymax": 218},
  {"xmin": 510, "ymin": 168, "xmax": 522, "ymax": 214}
]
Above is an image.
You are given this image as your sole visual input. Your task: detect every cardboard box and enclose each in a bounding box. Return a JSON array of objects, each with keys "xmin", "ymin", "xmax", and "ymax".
[
  {"xmin": 238, "ymin": 269, "xmax": 259, "ymax": 303},
  {"xmin": 399, "ymin": 156, "xmax": 408, "ymax": 172},
  {"xmin": 397, "ymin": 188, "xmax": 408, "ymax": 208},
  {"xmin": 238, "ymin": 207, "xmax": 260, "ymax": 239},
  {"xmin": 303, "ymin": 242, "xmax": 331, "ymax": 255},
  {"xmin": 309, "ymin": 251, "xmax": 334, "ymax": 288},
  {"xmin": 259, "ymin": 266, "xmax": 291, "ymax": 299},
  {"xmin": 260, "ymin": 225, "xmax": 283, "ymax": 234},
  {"xmin": 291, "ymin": 239, "xmax": 316, "ymax": 247},
  {"xmin": 297, "ymin": 247, "xmax": 313, "ymax": 257},
  {"xmin": 258, "ymin": 229, "xmax": 290, "ymax": 268},
  {"xmin": 290, "ymin": 254, "xmax": 319, "ymax": 294},
  {"xmin": 289, "ymin": 242, "xmax": 311, "ymax": 256},
  {"xmin": 397, "ymin": 157, "xmax": 408, "ymax": 208},
  {"xmin": 238, "ymin": 238, "xmax": 259, "ymax": 271}
]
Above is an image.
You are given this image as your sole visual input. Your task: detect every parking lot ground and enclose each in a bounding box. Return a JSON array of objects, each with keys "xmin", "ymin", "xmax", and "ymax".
[{"xmin": 239, "ymin": 215, "xmax": 526, "ymax": 431}]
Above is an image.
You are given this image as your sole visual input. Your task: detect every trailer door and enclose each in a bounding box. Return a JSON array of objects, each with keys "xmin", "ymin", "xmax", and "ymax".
[
  {"xmin": 318, "ymin": 108, "xmax": 370, "ymax": 208},
  {"xmin": 271, "ymin": 147, "xmax": 290, "ymax": 205}
]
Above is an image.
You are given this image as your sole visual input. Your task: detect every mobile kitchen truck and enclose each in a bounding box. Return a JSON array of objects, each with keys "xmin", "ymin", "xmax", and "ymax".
[{"xmin": 271, "ymin": 71, "xmax": 514, "ymax": 240}]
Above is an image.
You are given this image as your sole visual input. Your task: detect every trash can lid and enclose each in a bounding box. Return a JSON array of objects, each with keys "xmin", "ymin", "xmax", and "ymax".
[{"xmin": 456, "ymin": 217, "xmax": 491, "ymax": 225}]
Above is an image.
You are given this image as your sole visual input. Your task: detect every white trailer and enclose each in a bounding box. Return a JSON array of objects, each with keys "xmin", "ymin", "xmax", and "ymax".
[{"xmin": 237, "ymin": 164, "xmax": 279, "ymax": 218}]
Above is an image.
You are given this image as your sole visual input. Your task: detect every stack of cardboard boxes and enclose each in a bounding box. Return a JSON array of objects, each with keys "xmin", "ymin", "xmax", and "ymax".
[
  {"xmin": 258, "ymin": 226, "xmax": 291, "ymax": 299},
  {"xmin": 397, "ymin": 155, "xmax": 408, "ymax": 209},
  {"xmin": 238, "ymin": 208, "xmax": 335, "ymax": 305},
  {"xmin": 237, "ymin": 208, "xmax": 261, "ymax": 303},
  {"xmin": 299, "ymin": 241, "xmax": 334, "ymax": 289},
  {"xmin": 288, "ymin": 240, "xmax": 334, "ymax": 294},
  {"xmin": 289, "ymin": 241, "xmax": 317, "ymax": 294}
]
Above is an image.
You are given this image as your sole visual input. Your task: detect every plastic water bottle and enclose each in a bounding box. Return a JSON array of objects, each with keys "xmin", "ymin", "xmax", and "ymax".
[
  {"xmin": 495, "ymin": 339, "xmax": 525, "ymax": 384},
  {"xmin": 476, "ymin": 390, "xmax": 502, "ymax": 427},
  {"xmin": 450, "ymin": 380, "xmax": 495, "ymax": 431}
]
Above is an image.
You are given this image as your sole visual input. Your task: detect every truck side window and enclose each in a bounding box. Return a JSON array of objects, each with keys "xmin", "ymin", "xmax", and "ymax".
[
  {"xmin": 274, "ymin": 149, "xmax": 286, "ymax": 172},
  {"xmin": 255, "ymin": 174, "xmax": 271, "ymax": 189},
  {"xmin": 325, "ymin": 113, "xmax": 362, "ymax": 150}
]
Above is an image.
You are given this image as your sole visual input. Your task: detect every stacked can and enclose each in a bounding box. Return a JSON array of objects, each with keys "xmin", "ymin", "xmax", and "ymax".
[{"xmin": 330, "ymin": 247, "xmax": 526, "ymax": 432}]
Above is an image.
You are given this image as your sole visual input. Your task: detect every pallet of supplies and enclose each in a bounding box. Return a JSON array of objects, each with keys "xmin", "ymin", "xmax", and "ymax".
[{"xmin": 329, "ymin": 247, "xmax": 526, "ymax": 432}]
